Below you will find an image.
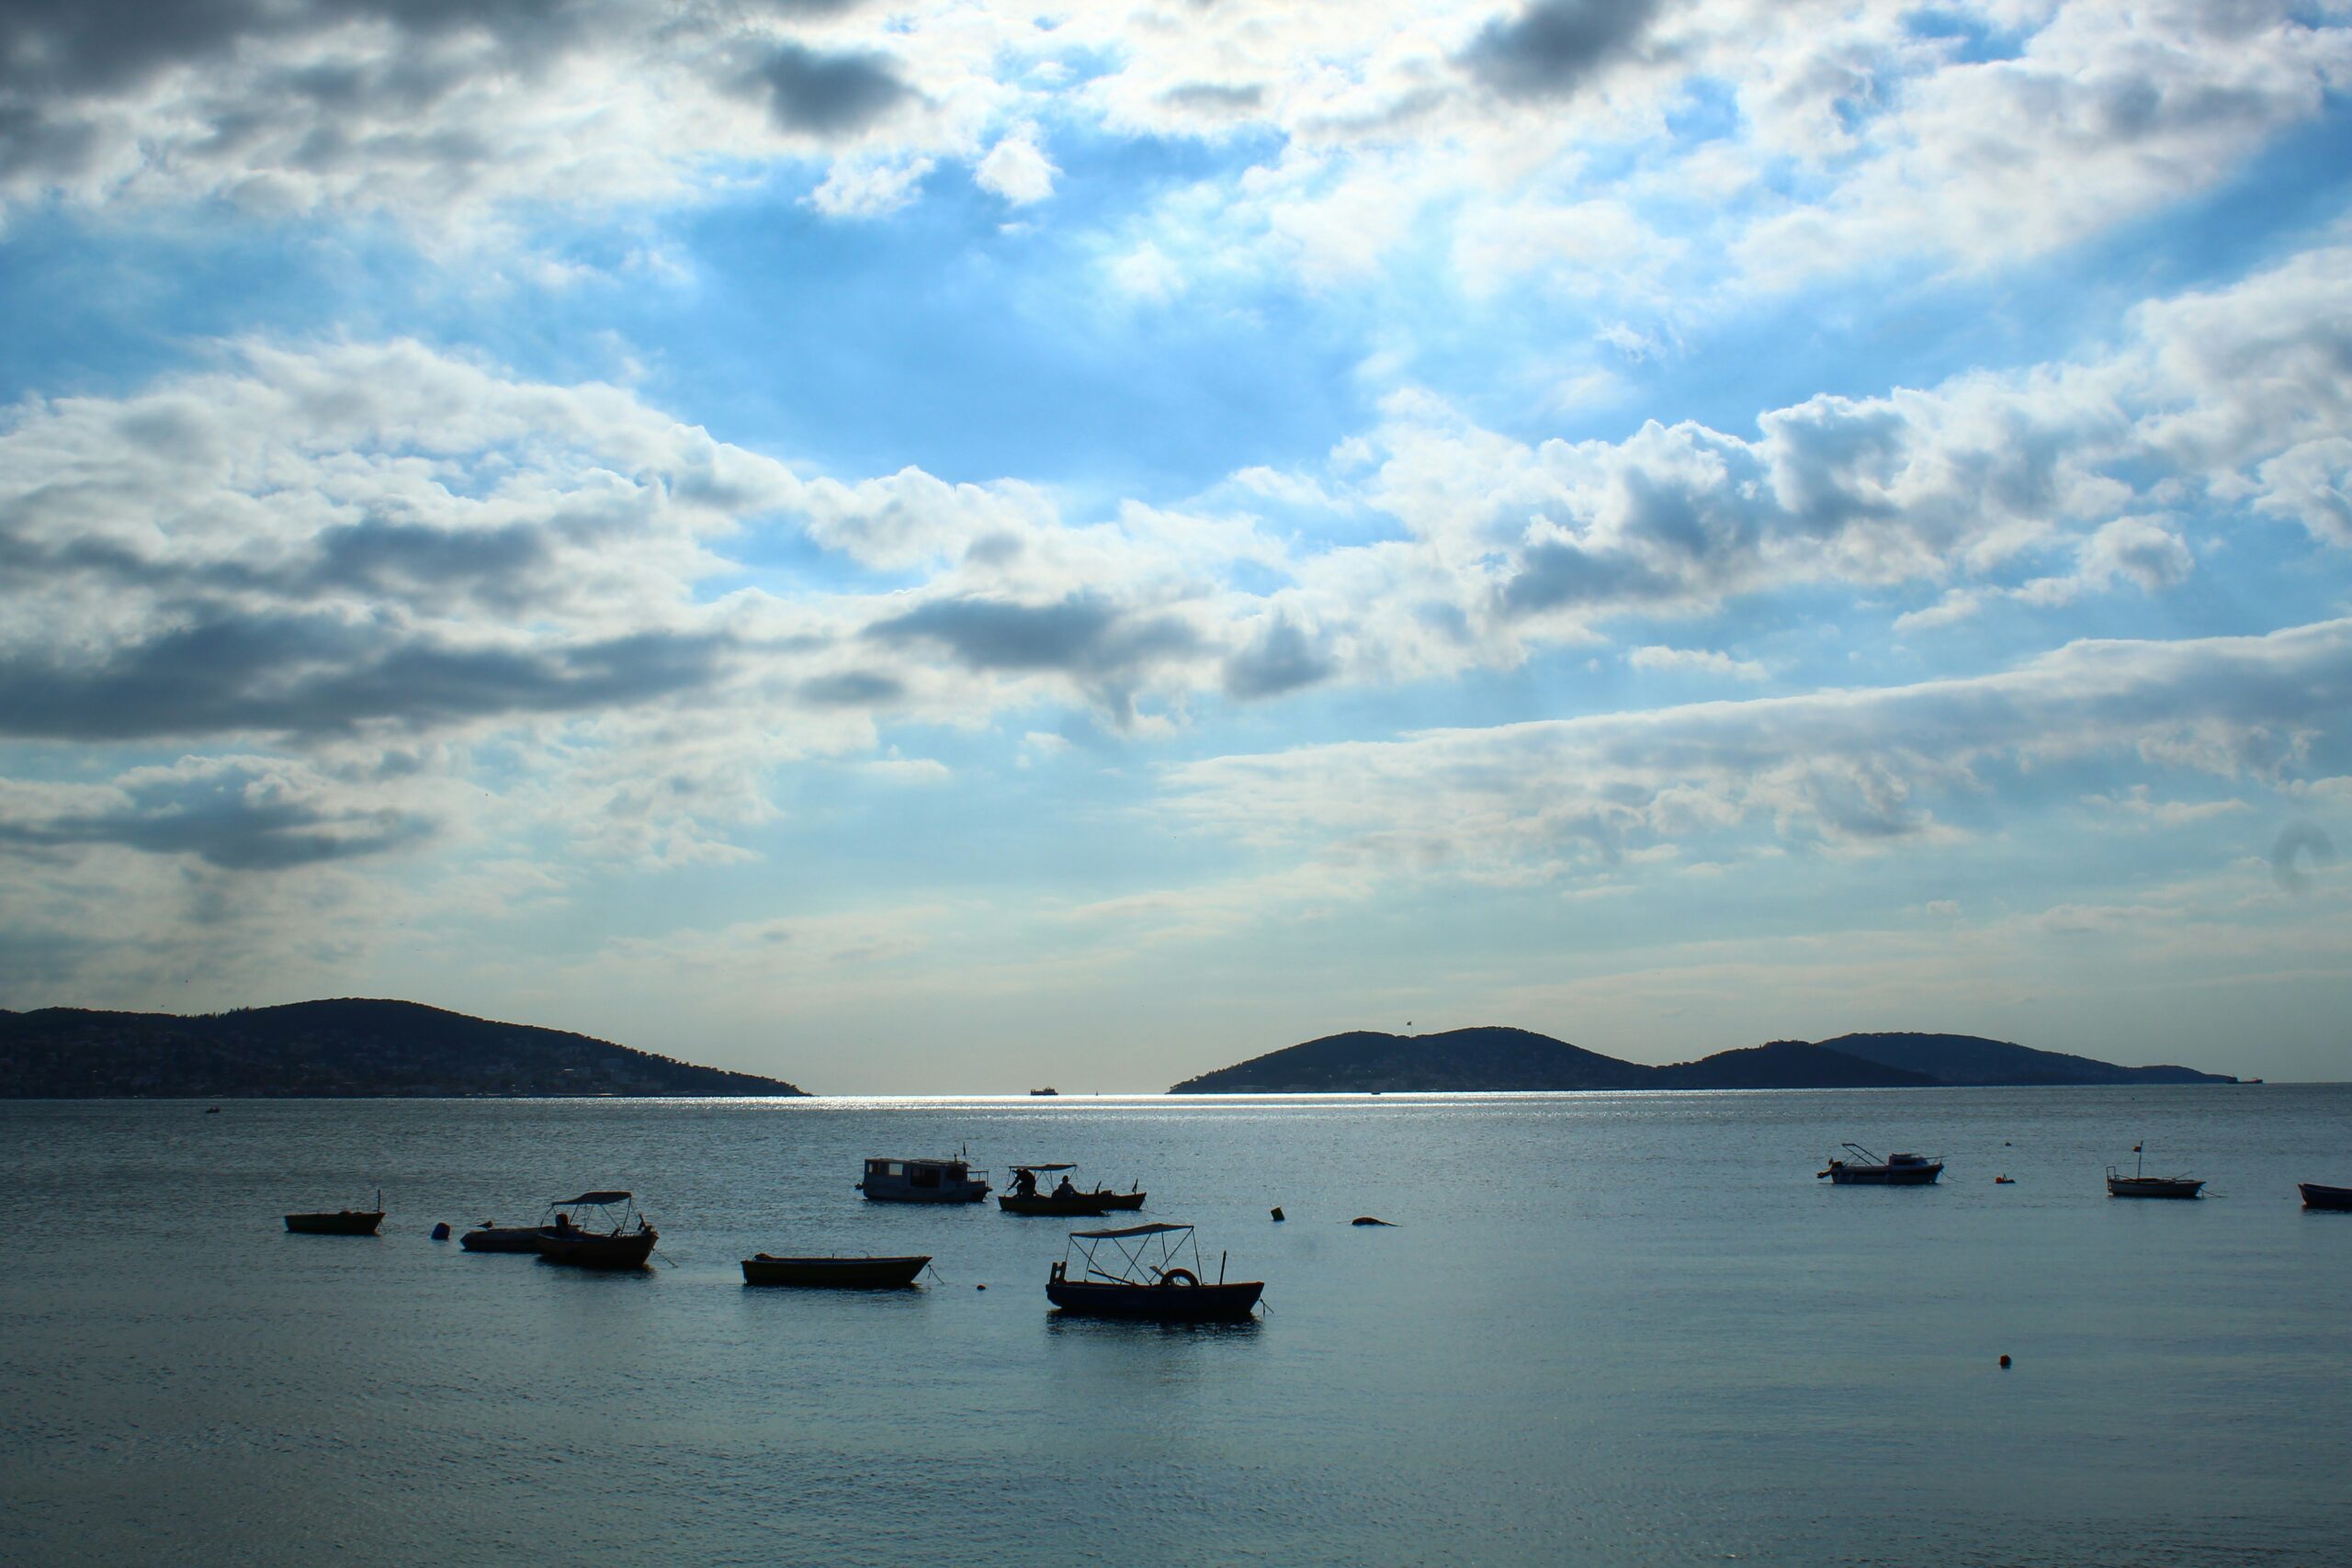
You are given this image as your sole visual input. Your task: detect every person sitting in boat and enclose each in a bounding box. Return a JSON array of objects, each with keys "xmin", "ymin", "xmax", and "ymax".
[
  {"xmin": 1053, "ymin": 1175, "xmax": 1077, "ymax": 1199},
  {"xmin": 1012, "ymin": 1168, "xmax": 1038, "ymax": 1197},
  {"xmin": 553, "ymin": 1213, "xmax": 573, "ymax": 1234}
]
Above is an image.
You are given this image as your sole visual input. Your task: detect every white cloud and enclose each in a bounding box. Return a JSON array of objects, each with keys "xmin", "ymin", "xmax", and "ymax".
[
  {"xmin": 1628, "ymin": 645, "xmax": 1769, "ymax": 681},
  {"xmin": 974, "ymin": 130, "xmax": 1059, "ymax": 205}
]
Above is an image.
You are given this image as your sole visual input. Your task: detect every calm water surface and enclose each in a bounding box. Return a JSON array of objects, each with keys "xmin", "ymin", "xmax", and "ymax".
[{"xmin": 5, "ymin": 1088, "xmax": 2349, "ymax": 1566}]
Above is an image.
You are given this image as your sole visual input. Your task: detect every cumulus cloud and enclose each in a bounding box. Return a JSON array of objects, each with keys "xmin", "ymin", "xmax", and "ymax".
[
  {"xmin": 974, "ymin": 129, "xmax": 1058, "ymax": 205},
  {"xmin": 1628, "ymin": 646, "xmax": 1768, "ymax": 682}
]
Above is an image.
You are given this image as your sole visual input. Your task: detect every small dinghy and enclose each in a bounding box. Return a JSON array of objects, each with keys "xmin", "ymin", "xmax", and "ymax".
[
  {"xmin": 459, "ymin": 1222, "xmax": 546, "ymax": 1254},
  {"xmin": 741, "ymin": 1254, "xmax": 930, "ymax": 1288},
  {"xmin": 2107, "ymin": 1144, "xmax": 2203, "ymax": 1200},
  {"xmin": 286, "ymin": 1190, "xmax": 383, "ymax": 1234},
  {"xmin": 2297, "ymin": 1182, "xmax": 2352, "ymax": 1212}
]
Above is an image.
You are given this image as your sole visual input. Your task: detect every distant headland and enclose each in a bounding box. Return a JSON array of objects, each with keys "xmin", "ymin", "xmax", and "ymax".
[
  {"xmin": 0, "ymin": 998, "xmax": 807, "ymax": 1099},
  {"xmin": 1167, "ymin": 1027, "xmax": 2238, "ymax": 1094}
]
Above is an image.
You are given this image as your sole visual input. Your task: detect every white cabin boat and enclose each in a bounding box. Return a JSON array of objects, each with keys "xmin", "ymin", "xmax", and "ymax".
[{"xmin": 857, "ymin": 1156, "xmax": 991, "ymax": 1203}]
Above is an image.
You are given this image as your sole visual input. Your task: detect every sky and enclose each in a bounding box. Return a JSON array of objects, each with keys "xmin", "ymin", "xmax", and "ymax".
[{"xmin": 2, "ymin": 0, "xmax": 2349, "ymax": 1091}]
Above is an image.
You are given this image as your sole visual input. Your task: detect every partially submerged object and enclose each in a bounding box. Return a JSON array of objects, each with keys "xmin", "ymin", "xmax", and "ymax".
[
  {"xmin": 1818, "ymin": 1145, "xmax": 1943, "ymax": 1185},
  {"xmin": 858, "ymin": 1156, "xmax": 991, "ymax": 1204},
  {"xmin": 2107, "ymin": 1144, "xmax": 2203, "ymax": 1200},
  {"xmin": 537, "ymin": 1191, "xmax": 659, "ymax": 1269},
  {"xmin": 2300, "ymin": 1182, "xmax": 2352, "ymax": 1211},
  {"xmin": 1351, "ymin": 1216, "xmax": 1396, "ymax": 1226},
  {"xmin": 1046, "ymin": 1222, "xmax": 1262, "ymax": 1322},
  {"xmin": 286, "ymin": 1190, "xmax": 383, "ymax": 1234},
  {"xmin": 1000, "ymin": 1163, "xmax": 1146, "ymax": 1216},
  {"xmin": 741, "ymin": 1253, "xmax": 930, "ymax": 1288}
]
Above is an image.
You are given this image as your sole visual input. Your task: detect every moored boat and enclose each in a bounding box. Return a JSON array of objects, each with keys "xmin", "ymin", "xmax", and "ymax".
[
  {"xmin": 537, "ymin": 1191, "xmax": 659, "ymax": 1269},
  {"xmin": 287, "ymin": 1189, "xmax": 384, "ymax": 1234},
  {"xmin": 2107, "ymin": 1144, "xmax": 2202, "ymax": 1200},
  {"xmin": 459, "ymin": 1222, "xmax": 545, "ymax": 1253},
  {"xmin": 858, "ymin": 1156, "xmax": 990, "ymax": 1203},
  {"xmin": 741, "ymin": 1253, "xmax": 930, "ymax": 1288},
  {"xmin": 1818, "ymin": 1145, "xmax": 1942, "ymax": 1185},
  {"xmin": 2300, "ymin": 1182, "xmax": 2352, "ymax": 1211},
  {"xmin": 999, "ymin": 1163, "xmax": 1147, "ymax": 1216},
  {"xmin": 1046, "ymin": 1222, "xmax": 1262, "ymax": 1322}
]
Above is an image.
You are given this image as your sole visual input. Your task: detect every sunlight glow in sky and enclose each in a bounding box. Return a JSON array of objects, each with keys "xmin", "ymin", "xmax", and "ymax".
[{"xmin": 3, "ymin": 0, "xmax": 2348, "ymax": 1089}]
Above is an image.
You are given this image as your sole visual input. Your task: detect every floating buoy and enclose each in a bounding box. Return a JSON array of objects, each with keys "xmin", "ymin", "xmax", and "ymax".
[
  {"xmin": 1999, "ymin": 1354, "xmax": 2012, "ymax": 1369},
  {"xmin": 1995, "ymin": 1176, "xmax": 2015, "ymax": 1185},
  {"xmin": 1271, "ymin": 1207, "xmax": 1285, "ymax": 1222},
  {"xmin": 430, "ymin": 1222, "xmax": 451, "ymax": 1240},
  {"xmin": 976, "ymin": 1283, "xmax": 986, "ymax": 1291}
]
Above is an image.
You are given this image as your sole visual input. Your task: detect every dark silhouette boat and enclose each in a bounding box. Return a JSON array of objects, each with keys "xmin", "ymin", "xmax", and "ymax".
[
  {"xmin": 1046, "ymin": 1223, "xmax": 1262, "ymax": 1321},
  {"xmin": 537, "ymin": 1191, "xmax": 659, "ymax": 1269},
  {"xmin": 2300, "ymin": 1183, "xmax": 2352, "ymax": 1211},
  {"xmin": 1000, "ymin": 1163, "xmax": 1147, "ymax": 1215},
  {"xmin": 286, "ymin": 1190, "xmax": 383, "ymax": 1234},
  {"xmin": 2107, "ymin": 1144, "xmax": 2202, "ymax": 1200},
  {"xmin": 741, "ymin": 1254, "xmax": 930, "ymax": 1288},
  {"xmin": 459, "ymin": 1220, "xmax": 546, "ymax": 1253},
  {"xmin": 1818, "ymin": 1145, "xmax": 1942, "ymax": 1185},
  {"xmin": 858, "ymin": 1156, "xmax": 991, "ymax": 1203}
]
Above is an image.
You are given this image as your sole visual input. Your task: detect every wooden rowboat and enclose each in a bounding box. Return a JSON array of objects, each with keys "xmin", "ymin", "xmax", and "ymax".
[
  {"xmin": 741, "ymin": 1254, "xmax": 930, "ymax": 1288},
  {"xmin": 2300, "ymin": 1182, "xmax": 2352, "ymax": 1211},
  {"xmin": 536, "ymin": 1191, "xmax": 659, "ymax": 1270}
]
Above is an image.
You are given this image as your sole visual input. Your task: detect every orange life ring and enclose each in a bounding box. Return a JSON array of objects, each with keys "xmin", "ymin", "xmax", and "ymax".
[{"xmin": 1160, "ymin": 1268, "xmax": 1198, "ymax": 1288}]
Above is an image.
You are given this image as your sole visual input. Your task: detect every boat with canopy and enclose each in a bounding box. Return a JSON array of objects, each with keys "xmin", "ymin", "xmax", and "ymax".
[
  {"xmin": 537, "ymin": 1191, "xmax": 660, "ymax": 1269},
  {"xmin": 1000, "ymin": 1164, "xmax": 1147, "ymax": 1216},
  {"xmin": 1046, "ymin": 1222, "xmax": 1261, "ymax": 1321}
]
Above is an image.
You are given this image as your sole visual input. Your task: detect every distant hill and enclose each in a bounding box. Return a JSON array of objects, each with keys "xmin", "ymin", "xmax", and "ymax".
[
  {"xmin": 1819, "ymin": 1032, "xmax": 2234, "ymax": 1087},
  {"xmin": 1169, "ymin": 1026, "xmax": 1655, "ymax": 1093},
  {"xmin": 0, "ymin": 998, "xmax": 808, "ymax": 1098},
  {"xmin": 1170, "ymin": 1027, "xmax": 2236, "ymax": 1093},
  {"xmin": 1651, "ymin": 1041, "xmax": 1939, "ymax": 1090}
]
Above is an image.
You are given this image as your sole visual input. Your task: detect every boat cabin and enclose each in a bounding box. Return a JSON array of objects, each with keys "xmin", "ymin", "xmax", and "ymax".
[{"xmin": 858, "ymin": 1156, "xmax": 991, "ymax": 1203}]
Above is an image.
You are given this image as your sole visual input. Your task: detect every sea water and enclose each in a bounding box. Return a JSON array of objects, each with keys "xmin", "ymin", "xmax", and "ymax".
[{"xmin": 3, "ymin": 1087, "xmax": 2348, "ymax": 1567}]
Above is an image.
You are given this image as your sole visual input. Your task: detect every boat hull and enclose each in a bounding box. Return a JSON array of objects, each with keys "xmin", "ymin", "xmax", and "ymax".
[
  {"xmin": 742, "ymin": 1254, "xmax": 929, "ymax": 1288},
  {"xmin": 1000, "ymin": 1193, "xmax": 1116, "ymax": 1216},
  {"xmin": 459, "ymin": 1225, "xmax": 544, "ymax": 1253},
  {"xmin": 285, "ymin": 1211, "xmax": 383, "ymax": 1235},
  {"xmin": 538, "ymin": 1228, "xmax": 659, "ymax": 1269},
  {"xmin": 2108, "ymin": 1177, "xmax": 2203, "ymax": 1200},
  {"xmin": 2300, "ymin": 1183, "xmax": 2352, "ymax": 1211},
  {"xmin": 859, "ymin": 1185, "xmax": 989, "ymax": 1203},
  {"xmin": 1096, "ymin": 1190, "xmax": 1147, "ymax": 1211},
  {"xmin": 1046, "ymin": 1279, "xmax": 1262, "ymax": 1322},
  {"xmin": 1826, "ymin": 1165, "xmax": 1941, "ymax": 1186}
]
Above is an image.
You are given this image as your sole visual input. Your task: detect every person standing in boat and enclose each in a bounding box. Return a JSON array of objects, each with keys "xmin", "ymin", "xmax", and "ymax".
[{"xmin": 1012, "ymin": 1168, "xmax": 1038, "ymax": 1197}]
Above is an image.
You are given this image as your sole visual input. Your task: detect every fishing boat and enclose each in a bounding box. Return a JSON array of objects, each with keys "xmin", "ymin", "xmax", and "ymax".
[
  {"xmin": 286, "ymin": 1190, "xmax": 384, "ymax": 1234},
  {"xmin": 857, "ymin": 1156, "xmax": 990, "ymax": 1204},
  {"xmin": 1029, "ymin": 1087, "xmax": 1059, "ymax": 1096},
  {"xmin": 2300, "ymin": 1183, "xmax": 2352, "ymax": 1211},
  {"xmin": 537, "ymin": 1191, "xmax": 660, "ymax": 1269},
  {"xmin": 2106, "ymin": 1144, "xmax": 2203, "ymax": 1200},
  {"xmin": 741, "ymin": 1254, "xmax": 930, "ymax": 1288},
  {"xmin": 1046, "ymin": 1222, "xmax": 1262, "ymax": 1322},
  {"xmin": 1818, "ymin": 1145, "xmax": 1942, "ymax": 1185},
  {"xmin": 999, "ymin": 1163, "xmax": 1147, "ymax": 1216},
  {"xmin": 458, "ymin": 1220, "xmax": 546, "ymax": 1253}
]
